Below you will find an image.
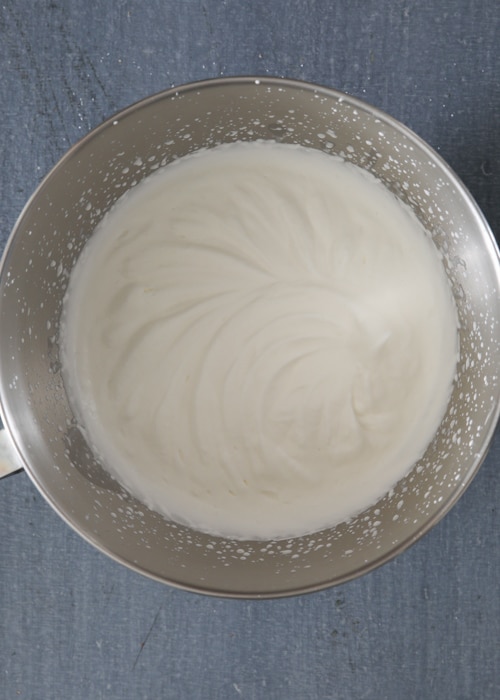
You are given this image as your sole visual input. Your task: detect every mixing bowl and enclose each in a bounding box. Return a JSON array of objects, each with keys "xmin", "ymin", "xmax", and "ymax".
[{"xmin": 1, "ymin": 77, "xmax": 499, "ymax": 598}]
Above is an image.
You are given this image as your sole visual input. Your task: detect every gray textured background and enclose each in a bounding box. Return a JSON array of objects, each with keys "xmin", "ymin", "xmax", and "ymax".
[{"xmin": 1, "ymin": 1, "xmax": 499, "ymax": 698}]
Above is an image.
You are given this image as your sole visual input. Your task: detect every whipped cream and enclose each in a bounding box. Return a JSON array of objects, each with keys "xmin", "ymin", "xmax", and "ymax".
[{"xmin": 61, "ymin": 141, "xmax": 458, "ymax": 540}]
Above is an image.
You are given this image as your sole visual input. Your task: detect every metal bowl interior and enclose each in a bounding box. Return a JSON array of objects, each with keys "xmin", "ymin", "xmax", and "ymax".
[{"xmin": 1, "ymin": 77, "xmax": 499, "ymax": 598}]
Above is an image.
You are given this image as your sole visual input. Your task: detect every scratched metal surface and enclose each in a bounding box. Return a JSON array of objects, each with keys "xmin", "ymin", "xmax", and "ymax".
[{"xmin": 1, "ymin": 1, "xmax": 499, "ymax": 698}]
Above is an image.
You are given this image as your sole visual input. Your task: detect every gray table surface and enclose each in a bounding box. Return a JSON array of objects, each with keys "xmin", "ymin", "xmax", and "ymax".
[{"xmin": 1, "ymin": 1, "xmax": 499, "ymax": 698}]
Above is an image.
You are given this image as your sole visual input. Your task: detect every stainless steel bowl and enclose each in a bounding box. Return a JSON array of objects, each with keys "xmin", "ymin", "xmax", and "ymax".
[{"xmin": 1, "ymin": 77, "xmax": 499, "ymax": 598}]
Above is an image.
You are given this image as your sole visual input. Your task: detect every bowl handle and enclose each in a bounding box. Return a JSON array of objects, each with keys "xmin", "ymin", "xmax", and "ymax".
[{"xmin": 0, "ymin": 428, "xmax": 24, "ymax": 478}]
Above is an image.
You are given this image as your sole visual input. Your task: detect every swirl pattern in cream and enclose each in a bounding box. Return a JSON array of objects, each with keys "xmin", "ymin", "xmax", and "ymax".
[{"xmin": 61, "ymin": 142, "xmax": 458, "ymax": 540}]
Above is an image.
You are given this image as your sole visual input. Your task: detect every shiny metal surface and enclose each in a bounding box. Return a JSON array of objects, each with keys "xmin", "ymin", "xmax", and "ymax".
[{"xmin": 0, "ymin": 76, "xmax": 499, "ymax": 597}]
